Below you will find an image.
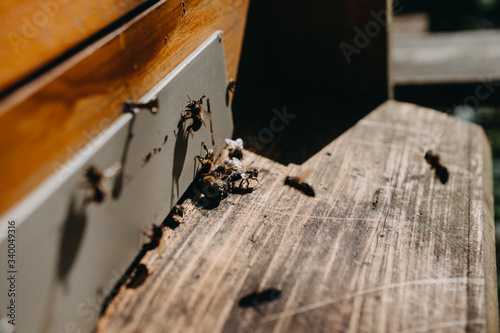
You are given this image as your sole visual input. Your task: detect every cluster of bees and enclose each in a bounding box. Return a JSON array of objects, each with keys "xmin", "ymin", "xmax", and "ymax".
[
  {"xmin": 195, "ymin": 138, "xmax": 259, "ymax": 202},
  {"xmin": 175, "ymin": 94, "xmax": 261, "ymax": 200},
  {"xmin": 85, "ymin": 94, "xmax": 450, "ymax": 212},
  {"xmin": 177, "ymin": 94, "xmax": 318, "ymax": 199}
]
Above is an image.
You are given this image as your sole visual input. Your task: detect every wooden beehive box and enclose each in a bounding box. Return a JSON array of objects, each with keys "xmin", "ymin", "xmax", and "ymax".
[{"xmin": 0, "ymin": 1, "xmax": 497, "ymax": 332}]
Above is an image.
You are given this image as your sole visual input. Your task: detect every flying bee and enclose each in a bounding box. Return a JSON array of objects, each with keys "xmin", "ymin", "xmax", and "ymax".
[
  {"xmin": 180, "ymin": 95, "xmax": 212, "ymax": 137},
  {"xmin": 84, "ymin": 162, "xmax": 122, "ymax": 203},
  {"xmin": 195, "ymin": 142, "xmax": 216, "ymax": 175},
  {"xmin": 225, "ymin": 138, "xmax": 244, "ymax": 160},
  {"xmin": 225, "ymin": 158, "xmax": 259, "ymax": 189},
  {"xmin": 424, "ymin": 150, "xmax": 449, "ymax": 184},
  {"xmin": 284, "ymin": 169, "xmax": 315, "ymax": 197}
]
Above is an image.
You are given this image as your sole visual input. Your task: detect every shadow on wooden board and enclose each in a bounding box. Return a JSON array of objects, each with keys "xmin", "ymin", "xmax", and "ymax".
[{"xmin": 232, "ymin": 0, "xmax": 389, "ymax": 166}]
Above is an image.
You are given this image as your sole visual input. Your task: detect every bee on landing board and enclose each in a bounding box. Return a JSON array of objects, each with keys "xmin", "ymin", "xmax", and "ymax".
[
  {"xmin": 171, "ymin": 204, "xmax": 185, "ymax": 223},
  {"xmin": 194, "ymin": 143, "xmax": 230, "ymax": 200},
  {"xmin": 179, "ymin": 95, "xmax": 212, "ymax": 137},
  {"xmin": 195, "ymin": 142, "xmax": 216, "ymax": 176},
  {"xmin": 200, "ymin": 173, "xmax": 230, "ymax": 200},
  {"xmin": 284, "ymin": 169, "xmax": 315, "ymax": 197},
  {"xmin": 225, "ymin": 158, "xmax": 259, "ymax": 189},
  {"xmin": 163, "ymin": 204, "xmax": 186, "ymax": 229},
  {"xmin": 424, "ymin": 150, "xmax": 449, "ymax": 184},
  {"xmin": 225, "ymin": 138, "xmax": 244, "ymax": 160}
]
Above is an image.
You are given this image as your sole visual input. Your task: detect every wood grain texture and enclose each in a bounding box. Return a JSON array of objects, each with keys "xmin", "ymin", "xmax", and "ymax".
[
  {"xmin": 0, "ymin": 0, "xmax": 150, "ymax": 92},
  {"xmin": 392, "ymin": 30, "xmax": 500, "ymax": 85},
  {"xmin": 96, "ymin": 101, "xmax": 498, "ymax": 332},
  {"xmin": 0, "ymin": 0, "xmax": 249, "ymax": 216}
]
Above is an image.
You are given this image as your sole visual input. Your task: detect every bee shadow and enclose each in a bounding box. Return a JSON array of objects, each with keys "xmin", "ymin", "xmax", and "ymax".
[
  {"xmin": 230, "ymin": 187, "xmax": 254, "ymax": 195},
  {"xmin": 112, "ymin": 111, "xmax": 136, "ymax": 199},
  {"xmin": 238, "ymin": 288, "xmax": 282, "ymax": 308},
  {"xmin": 125, "ymin": 264, "xmax": 149, "ymax": 289},
  {"xmin": 57, "ymin": 193, "xmax": 88, "ymax": 289},
  {"xmin": 171, "ymin": 120, "xmax": 190, "ymax": 206}
]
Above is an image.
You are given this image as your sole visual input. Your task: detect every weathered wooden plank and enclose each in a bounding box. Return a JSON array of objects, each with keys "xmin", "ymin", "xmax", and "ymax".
[
  {"xmin": 0, "ymin": 0, "xmax": 150, "ymax": 92},
  {"xmin": 0, "ymin": 0, "xmax": 250, "ymax": 216},
  {"xmin": 96, "ymin": 101, "xmax": 498, "ymax": 332},
  {"xmin": 392, "ymin": 30, "xmax": 500, "ymax": 85}
]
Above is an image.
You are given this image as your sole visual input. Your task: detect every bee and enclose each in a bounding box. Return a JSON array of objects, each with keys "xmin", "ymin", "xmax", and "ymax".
[
  {"xmin": 163, "ymin": 204, "xmax": 186, "ymax": 229},
  {"xmin": 211, "ymin": 162, "xmax": 232, "ymax": 179},
  {"xmin": 171, "ymin": 204, "xmax": 185, "ymax": 223},
  {"xmin": 85, "ymin": 162, "xmax": 122, "ymax": 203},
  {"xmin": 424, "ymin": 150, "xmax": 449, "ymax": 184},
  {"xmin": 227, "ymin": 79, "xmax": 236, "ymax": 93},
  {"xmin": 225, "ymin": 138, "xmax": 244, "ymax": 160},
  {"xmin": 225, "ymin": 158, "xmax": 259, "ymax": 189},
  {"xmin": 284, "ymin": 169, "xmax": 315, "ymax": 197},
  {"xmin": 208, "ymin": 154, "xmax": 238, "ymax": 179},
  {"xmin": 180, "ymin": 95, "xmax": 212, "ymax": 137},
  {"xmin": 238, "ymin": 288, "xmax": 281, "ymax": 307},
  {"xmin": 195, "ymin": 142, "xmax": 216, "ymax": 175},
  {"xmin": 200, "ymin": 173, "xmax": 230, "ymax": 200}
]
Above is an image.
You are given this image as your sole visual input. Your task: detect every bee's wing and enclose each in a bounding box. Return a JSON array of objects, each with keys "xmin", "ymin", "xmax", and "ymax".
[
  {"xmin": 235, "ymin": 138, "xmax": 244, "ymax": 148},
  {"xmin": 219, "ymin": 149, "xmax": 229, "ymax": 163},
  {"xmin": 202, "ymin": 109, "xmax": 212, "ymax": 117},
  {"xmin": 296, "ymin": 168, "xmax": 315, "ymax": 182},
  {"xmin": 231, "ymin": 158, "xmax": 244, "ymax": 169},
  {"xmin": 224, "ymin": 157, "xmax": 237, "ymax": 170}
]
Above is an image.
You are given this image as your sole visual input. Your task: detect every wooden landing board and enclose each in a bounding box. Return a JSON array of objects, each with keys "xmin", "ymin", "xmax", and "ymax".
[
  {"xmin": 392, "ymin": 30, "xmax": 500, "ymax": 85},
  {"xmin": 96, "ymin": 101, "xmax": 498, "ymax": 332}
]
